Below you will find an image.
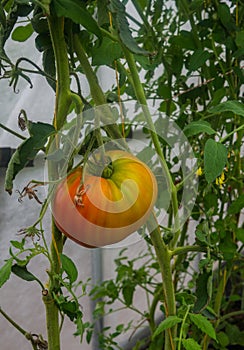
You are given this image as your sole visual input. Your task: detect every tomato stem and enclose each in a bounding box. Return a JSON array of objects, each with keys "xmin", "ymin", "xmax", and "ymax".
[{"xmin": 44, "ymin": 14, "xmax": 74, "ymax": 350}]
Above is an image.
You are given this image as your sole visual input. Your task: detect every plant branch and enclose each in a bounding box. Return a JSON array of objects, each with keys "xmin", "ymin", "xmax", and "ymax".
[
  {"xmin": 0, "ymin": 306, "xmax": 40, "ymax": 350},
  {"xmin": 121, "ymin": 46, "xmax": 180, "ymax": 245},
  {"xmin": 0, "ymin": 123, "xmax": 26, "ymax": 140},
  {"xmin": 170, "ymin": 245, "xmax": 207, "ymax": 257},
  {"xmin": 148, "ymin": 215, "xmax": 176, "ymax": 350}
]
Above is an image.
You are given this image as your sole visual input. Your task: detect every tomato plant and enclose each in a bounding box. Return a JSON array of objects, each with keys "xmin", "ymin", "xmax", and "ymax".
[
  {"xmin": 52, "ymin": 150, "xmax": 158, "ymax": 247},
  {"xmin": 0, "ymin": 1, "xmax": 243, "ymax": 350}
]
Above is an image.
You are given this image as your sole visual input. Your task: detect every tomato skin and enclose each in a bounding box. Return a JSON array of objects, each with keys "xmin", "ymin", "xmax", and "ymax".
[{"xmin": 52, "ymin": 150, "xmax": 158, "ymax": 247}]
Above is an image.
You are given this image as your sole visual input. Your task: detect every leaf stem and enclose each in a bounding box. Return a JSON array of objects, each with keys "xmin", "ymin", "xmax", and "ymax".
[
  {"xmin": 170, "ymin": 245, "xmax": 207, "ymax": 257},
  {"xmin": 0, "ymin": 123, "xmax": 26, "ymax": 140},
  {"xmin": 177, "ymin": 305, "xmax": 191, "ymax": 350}
]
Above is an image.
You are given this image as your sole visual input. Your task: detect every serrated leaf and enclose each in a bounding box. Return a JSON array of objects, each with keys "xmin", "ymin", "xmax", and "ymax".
[
  {"xmin": 182, "ymin": 338, "xmax": 202, "ymax": 350},
  {"xmin": 11, "ymin": 23, "xmax": 33, "ymax": 42},
  {"xmin": 209, "ymin": 100, "xmax": 244, "ymax": 117},
  {"xmin": 52, "ymin": 0, "xmax": 102, "ymax": 41},
  {"xmin": 0, "ymin": 258, "xmax": 13, "ymax": 288},
  {"xmin": 189, "ymin": 313, "xmax": 216, "ymax": 340},
  {"xmin": 4, "ymin": 121, "xmax": 55, "ymax": 194},
  {"xmin": 184, "ymin": 121, "xmax": 216, "ymax": 137},
  {"xmin": 109, "ymin": 0, "xmax": 149, "ymax": 55},
  {"xmin": 204, "ymin": 139, "xmax": 228, "ymax": 183},
  {"xmin": 152, "ymin": 316, "xmax": 182, "ymax": 339},
  {"xmin": 188, "ymin": 49, "xmax": 211, "ymax": 71},
  {"xmin": 60, "ymin": 254, "xmax": 78, "ymax": 284},
  {"xmin": 227, "ymin": 194, "xmax": 244, "ymax": 215}
]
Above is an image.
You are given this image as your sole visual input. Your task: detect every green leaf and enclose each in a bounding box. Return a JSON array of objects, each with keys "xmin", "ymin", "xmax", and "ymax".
[
  {"xmin": 122, "ymin": 280, "xmax": 135, "ymax": 306},
  {"xmin": 184, "ymin": 120, "xmax": 216, "ymax": 137},
  {"xmin": 209, "ymin": 100, "xmax": 244, "ymax": 117},
  {"xmin": 4, "ymin": 121, "xmax": 55, "ymax": 194},
  {"xmin": 10, "ymin": 240, "xmax": 25, "ymax": 250},
  {"xmin": 204, "ymin": 139, "xmax": 228, "ymax": 183},
  {"xmin": 217, "ymin": 3, "xmax": 235, "ymax": 31},
  {"xmin": 189, "ymin": 313, "xmax": 216, "ymax": 340},
  {"xmin": 236, "ymin": 228, "xmax": 244, "ymax": 244},
  {"xmin": 11, "ymin": 23, "xmax": 33, "ymax": 42},
  {"xmin": 91, "ymin": 37, "xmax": 122, "ymax": 66},
  {"xmin": 227, "ymin": 194, "xmax": 244, "ymax": 215},
  {"xmin": 109, "ymin": 0, "xmax": 149, "ymax": 55},
  {"xmin": 193, "ymin": 270, "xmax": 212, "ymax": 313},
  {"xmin": 52, "ymin": 0, "xmax": 102, "ymax": 41},
  {"xmin": 217, "ymin": 331, "xmax": 230, "ymax": 347},
  {"xmin": 188, "ymin": 49, "xmax": 211, "ymax": 71},
  {"xmin": 43, "ymin": 47, "xmax": 56, "ymax": 90},
  {"xmin": 182, "ymin": 338, "xmax": 202, "ymax": 350},
  {"xmin": 152, "ymin": 316, "xmax": 182, "ymax": 339},
  {"xmin": 0, "ymin": 258, "xmax": 13, "ymax": 288},
  {"xmin": 60, "ymin": 254, "xmax": 78, "ymax": 284},
  {"xmin": 11, "ymin": 264, "xmax": 37, "ymax": 282},
  {"xmin": 235, "ymin": 30, "xmax": 244, "ymax": 48}
]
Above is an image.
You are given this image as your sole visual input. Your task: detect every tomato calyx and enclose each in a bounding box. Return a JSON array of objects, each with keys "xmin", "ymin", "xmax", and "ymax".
[
  {"xmin": 101, "ymin": 161, "xmax": 113, "ymax": 179},
  {"xmin": 87, "ymin": 154, "xmax": 114, "ymax": 179}
]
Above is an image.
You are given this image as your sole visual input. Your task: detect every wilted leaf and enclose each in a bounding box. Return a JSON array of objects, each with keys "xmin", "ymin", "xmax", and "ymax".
[{"xmin": 4, "ymin": 121, "xmax": 55, "ymax": 194}]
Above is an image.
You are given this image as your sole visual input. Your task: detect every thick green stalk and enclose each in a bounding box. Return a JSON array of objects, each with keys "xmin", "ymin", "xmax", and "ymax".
[
  {"xmin": 0, "ymin": 306, "xmax": 38, "ymax": 350},
  {"xmin": 73, "ymin": 34, "xmax": 106, "ymax": 106},
  {"xmin": 73, "ymin": 34, "xmax": 127, "ymax": 145},
  {"xmin": 48, "ymin": 16, "xmax": 72, "ymax": 130},
  {"xmin": 122, "ymin": 47, "xmax": 180, "ymax": 243},
  {"xmin": 121, "ymin": 46, "xmax": 179, "ymax": 349},
  {"xmin": 43, "ymin": 15, "xmax": 73, "ymax": 350},
  {"xmin": 148, "ymin": 215, "xmax": 176, "ymax": 350}
]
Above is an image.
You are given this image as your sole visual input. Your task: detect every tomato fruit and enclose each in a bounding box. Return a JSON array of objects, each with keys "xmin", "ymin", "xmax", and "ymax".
[{"xmin": 52, "ymin": 150, "xmax": 158, "ymax": 247}]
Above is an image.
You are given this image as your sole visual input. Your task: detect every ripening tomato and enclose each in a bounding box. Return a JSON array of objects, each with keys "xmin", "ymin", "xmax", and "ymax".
[{"xmin": 52, "ymin": 150, "xmax": 158, "ymax": 247}]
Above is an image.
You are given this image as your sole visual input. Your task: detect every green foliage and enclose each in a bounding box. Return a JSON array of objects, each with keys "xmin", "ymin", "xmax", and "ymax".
[
  {"xmin": 152, "ymin": 316, "xmax": 182, "ymax": 339},
  {"xmin": 4, "ymin": 120, "xmax": 55, "ymax": 194},
  {"xmin": 204, "ymin": 139, "xmax": 228, "ymax": 183},
  {"xmin": 0, "ymin": 0, "xmax": 243, "ymax": 349}
]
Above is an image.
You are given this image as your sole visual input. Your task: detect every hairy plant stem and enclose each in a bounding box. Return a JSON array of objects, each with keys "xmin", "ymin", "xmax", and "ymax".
[
  {"xmin": 43, "ymin": 15, "xmax": 73, "ymax": 350},
  {"xmin": 73, "ymin": 34, "xmax": 127, "ymax": 147},
  {"xmin": 148, "ymin": 215, "xmax": 176, "ymax": 350},
  {"xmin": 121, "ymin": 46, "xmax": 179, "ymax": 349},
  {"xmin": 122, "ymin": 47, "xmax": 180, "ymax": 241},
  {"xmin": 0, "ymin": 122, "xmax": 26, "ymax": 140},
  {"xmin": 0, "ymin": 306, "xmax": 39, "ymax": 350}
]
